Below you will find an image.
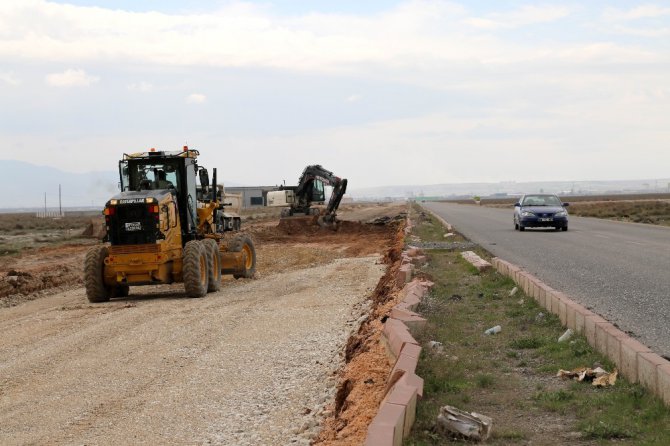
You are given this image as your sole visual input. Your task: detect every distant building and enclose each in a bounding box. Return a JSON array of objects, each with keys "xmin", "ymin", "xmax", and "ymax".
[{"xmin": 224, "ymin": 186, "xmax": 277, "ymax": 208}]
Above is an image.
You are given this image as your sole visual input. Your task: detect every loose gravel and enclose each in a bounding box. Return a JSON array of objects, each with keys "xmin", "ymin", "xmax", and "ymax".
[{"xmin": 0, "ymin": 256, "xmax": 385, "ymax": 445}]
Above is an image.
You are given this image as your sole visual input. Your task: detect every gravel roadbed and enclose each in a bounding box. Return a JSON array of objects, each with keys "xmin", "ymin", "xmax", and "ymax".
[{"xmin": 0, "ymin": 256, "xmax": 385, "ymax": 445}]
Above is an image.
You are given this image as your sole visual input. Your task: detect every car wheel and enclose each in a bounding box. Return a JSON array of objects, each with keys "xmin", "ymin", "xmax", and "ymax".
[
  {"xmin": 562, "ymin": 225, "xmax": 568, "ymax": 232},
  {"xmin": 519, "ymin": 225, "xmax": 525, "ymax": 231}
]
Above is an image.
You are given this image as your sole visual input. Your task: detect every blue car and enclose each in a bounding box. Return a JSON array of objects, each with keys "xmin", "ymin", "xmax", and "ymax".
[{"xmin": 513, "ymin": 194, "xmax": 569, "ymax": 231}]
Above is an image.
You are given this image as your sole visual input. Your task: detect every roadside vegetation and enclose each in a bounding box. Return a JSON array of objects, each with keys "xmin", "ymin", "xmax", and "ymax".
[
  {"xmin": 405, "ymin": 206, "xmax": 670, "ymax": 445},
  {"xmin": 567, "ymin": 200, "xmax": 670, "ymax": 227}
]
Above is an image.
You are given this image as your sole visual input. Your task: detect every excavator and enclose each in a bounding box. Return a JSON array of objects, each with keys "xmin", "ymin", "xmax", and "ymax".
[
  {"xmin": 267, "ymin": 165, "xmax": 348, "ymax": 226},
  {"xmin": 83, "ymin": 147, "xmax": 256, "ymax": 302}
]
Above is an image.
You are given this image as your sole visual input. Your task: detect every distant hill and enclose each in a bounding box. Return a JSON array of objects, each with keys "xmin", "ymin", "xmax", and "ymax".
[{"xmin": 0, "ymin": 160, "xmax": 119, "ymax": 209}]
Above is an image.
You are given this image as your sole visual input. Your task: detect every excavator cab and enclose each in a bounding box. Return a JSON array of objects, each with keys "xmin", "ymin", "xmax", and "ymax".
[
  {"xmin": 310, "ymin": 179, "xmax": 325, "ymax": 203},
  {"xmin": 267, "ymin": 164, "xmax": 347, "ymax": 227}
]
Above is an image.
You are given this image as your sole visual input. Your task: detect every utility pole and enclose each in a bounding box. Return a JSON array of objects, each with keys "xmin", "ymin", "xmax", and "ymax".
[
  {"xmin": 59, "ymin": 184, "xmax": 62, "ymax": 216},
  {"xmin": 44, "ymin": 192, "xmax": 47, "ymax": 215}
]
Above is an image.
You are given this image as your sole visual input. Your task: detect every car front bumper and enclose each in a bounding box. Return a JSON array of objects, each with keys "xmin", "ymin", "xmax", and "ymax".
[{"xmin": 519, "ymin": 216, "xmax": 568, "ymax": 228}]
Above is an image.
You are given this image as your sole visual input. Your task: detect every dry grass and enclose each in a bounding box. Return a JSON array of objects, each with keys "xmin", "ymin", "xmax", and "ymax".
[{"xmin": 567, "ymin": 200, "xmax": 670, "ymax": 226}]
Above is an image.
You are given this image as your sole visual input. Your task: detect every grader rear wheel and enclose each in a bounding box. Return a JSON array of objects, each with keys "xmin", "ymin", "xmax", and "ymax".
[
  {"xmin": 202, "ymin": 239, "xmax": 222, "ymax": 292},
  {"xmin": 84, "ymin": 245, "xmax": 112, "ymax": 303},
  {"xmin": 228, "ymin": 235, "xmax": 257, "ymax": 279},
  {"xmin": 183, "ymin": 240, "xmax": 208, "ymax": 298}
]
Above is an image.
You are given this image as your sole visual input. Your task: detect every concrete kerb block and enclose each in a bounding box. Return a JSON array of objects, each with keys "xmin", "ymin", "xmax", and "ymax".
[
  {"xmin": 400, "ymin": 343, "xmax": 421, "ymax": 360},
  {"xmin": 460, "ymin": 251, "xmax": 492, "ymax": 272},
  {"xmin": 657, "ymin": 363, "xmax": 670, "ymax": 406},
  {"xmin": 395, "ymin": 264, "xmax": 412, "ymax": 287},
  {"xmin": 401, "ymin": 372, "xmax": 424, "ymax": 399},
  {"xmin": 594, "ymin": 321, "xmax": 617, "ymax": 360},
  {"xmin": 558, "ymin": 299, "xmax": 568, "ymax": 325},
  {"xmin": 383, "ymin": 318, "xmax": 420, "ymax": 360},
  {"xmin": 604, "ymin": 325, "xmax": 628, "ymax": 369},
  {"xmin": 583, "ymin": 314, "xmax": 608, "ymax": 347},
  {"xmin": 382, "ymin": 381, "xmax": 418, "ymax": 439},
  {"xmin": 365, "ymin": 422, "xmax": 394, "ymax": 446},
  {"xmin": 401, "ymin": 294, "xmax": 421, "ymax": 311},
  {"xmin": 534, "ymin": 283, "xmax": 547, "ymax": 308},
  {"xmin": 564, "ymin": 300, "xmax": 580, "ymax": 332},
  {"xmin": 392, "ymin": 353, "xmax": 419, "ymax": 377},
  {"xmin": 390, "ymin": 307, "xmax": 427, "ymax": 332},
  {"xmin": 413, "ymin": 255, "xmax": 427, "ymax": 264},
  {"xmin": 405, "ymin": 247, "xmax": 424, "ymax": 258},
  {"xmin": 365, "ymin": 402, "xmax": 405, "ymax": 446},
  {"xmin": 517, "ymin": 272, "xmax": 529, "ymax": 294},
  {"xmin": 497, "ymin": 258, "xmax": 510, "ymax": 277},
  {"xmin": 620, "ymin": 337, "xmax": 652, "ymax": 383},
  {"xmin": 638, "ymin": 352, "xmax": 668, "ymax": 395}
]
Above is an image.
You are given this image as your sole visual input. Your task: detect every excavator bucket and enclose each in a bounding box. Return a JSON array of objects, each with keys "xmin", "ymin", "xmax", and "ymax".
[{"xmin": 277, "ymin": 214, "xmax": 320, "ymax": 232}]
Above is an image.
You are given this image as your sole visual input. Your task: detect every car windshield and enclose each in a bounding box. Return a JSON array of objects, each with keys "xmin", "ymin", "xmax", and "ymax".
[{"xmin": 522, "ymin": 195, "xmax": 562, "ymax": 206}]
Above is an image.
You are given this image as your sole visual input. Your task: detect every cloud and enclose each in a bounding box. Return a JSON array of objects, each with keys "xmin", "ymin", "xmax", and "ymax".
[
  {"xmin": 186, "ymin": 93, "xmax": 206, "ymax": 104},
  {"xmin": 346, "ymin": 94, "xmax": 360, "ymax": 103},
  {"xmin": 603, "ymin": 5, "xmax": 670, "ymax": 21},
  {"xmin": 464, "ymin": 5, "xmax": 572, "ymax": 30},
  {"xmin": 45, "ymin": 69, "xmax": 99, "ymax": 87},
  {"xmin": 0, "ymin": 71, "xmax": 21, "ymax": 86},
  {"xmin": 127, "ymin": 81, "xmax": 154, "ymax": 92}
]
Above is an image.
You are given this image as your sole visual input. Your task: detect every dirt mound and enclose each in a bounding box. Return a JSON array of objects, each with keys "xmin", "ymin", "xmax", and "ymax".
[
  {"xmin": 0, "ymin": 244, "xmax": 90, "ymax": 305},
  {"xmin": 81, "ymin": 217, "xmax": 106, "ymax": 239}
]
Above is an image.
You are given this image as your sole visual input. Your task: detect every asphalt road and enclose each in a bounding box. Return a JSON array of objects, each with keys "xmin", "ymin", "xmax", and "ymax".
[{"xmin": 421, "ymin": 202, "xmax": 670, "ymax": 358}]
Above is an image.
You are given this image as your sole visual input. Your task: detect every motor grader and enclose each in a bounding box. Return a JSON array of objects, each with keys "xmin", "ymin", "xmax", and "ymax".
[{"xmin": 84, "ymin": 147, "xmax": 256, "ymax": 302}]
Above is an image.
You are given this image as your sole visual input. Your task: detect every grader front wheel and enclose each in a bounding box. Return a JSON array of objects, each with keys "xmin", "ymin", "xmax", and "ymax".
[
  {"xmin": 202, "ymin": 239, "xmax": 222, "ymax": 292},
  {"xmin": 84, "ymin": 245, "xmax": 112, "ymax": 303},
  {"xmin": 183, "ymin": 240, "xmax": 208, "ymax": 298},
  {"xmin": 229, "ymin": 235, "xmax": 257, "ymax": 279}
]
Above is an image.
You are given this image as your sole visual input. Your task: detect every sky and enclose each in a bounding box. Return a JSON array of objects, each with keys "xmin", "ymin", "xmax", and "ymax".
[{"xmin": 1, "ymin": 0, "xmax": 669, "ymax": 194}]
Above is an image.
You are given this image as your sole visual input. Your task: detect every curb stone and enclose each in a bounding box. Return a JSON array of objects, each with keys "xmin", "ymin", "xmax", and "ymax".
[{"xmin": 366, "ymin": 245, "xmax": 433, "ymax": 446}]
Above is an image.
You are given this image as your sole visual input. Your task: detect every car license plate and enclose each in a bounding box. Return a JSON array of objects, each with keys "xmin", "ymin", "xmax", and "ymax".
[
  {"xmin": 539, "ymin": 218, "xmax": 553, "ymax": 222},
  {"xmin": 125, "ymin": 222, "xmax": 142, "ymax": 231}
]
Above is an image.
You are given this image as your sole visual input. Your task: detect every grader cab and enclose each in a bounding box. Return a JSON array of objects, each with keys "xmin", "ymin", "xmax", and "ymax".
[{"xmin": 84, "ymin": 147, "xmax": 256, "ymax": 302}]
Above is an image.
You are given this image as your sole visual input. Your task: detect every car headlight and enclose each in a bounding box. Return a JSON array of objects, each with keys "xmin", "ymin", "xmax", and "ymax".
[
  {"xmin": 521, "ymin": 211, "xmax": 535, "ymax": 217},
  {"xmin": 555, "ymin": 210, "xmax": 567, "ymax": 217}
]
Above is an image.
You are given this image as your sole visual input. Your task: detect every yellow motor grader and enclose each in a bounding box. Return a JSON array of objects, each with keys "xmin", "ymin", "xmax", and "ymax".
[{"xmin": 84, "ymin": 147, "xmax": 256, "ymax": 302}]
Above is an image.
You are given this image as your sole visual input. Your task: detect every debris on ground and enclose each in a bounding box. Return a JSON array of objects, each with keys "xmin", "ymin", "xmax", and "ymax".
[
  {"xmin": 428, "ymin": 341, "xmax": 444, "ymax": 354},
  {"xmin": 509, "ymin": 286, "xmax": 518, "ymax": 297},
  {"xmin": 558, "ymin": 329, "xmax": 574, "ymax": 342},
  {"xmin": 484, "ymin": 325, "xmax": 501, "ymax": 335},
  {"xmin": 557, "ymin": 367, "xmax": 618, "ymax": 387},
  {"xmin": 436, "ymin": 405, "xmax": 493, "ymax": 441},
  {"xmin": 535, "ymin": 312, "xmax": 546, "ymax": 323}
]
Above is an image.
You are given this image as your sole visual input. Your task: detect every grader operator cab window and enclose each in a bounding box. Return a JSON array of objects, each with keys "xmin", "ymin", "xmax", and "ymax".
[{"xmin": 119, "ymin": 160, "xmax": 180, "ymax": 192}]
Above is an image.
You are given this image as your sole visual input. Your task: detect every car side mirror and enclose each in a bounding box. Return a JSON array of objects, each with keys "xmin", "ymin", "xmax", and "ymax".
[
  {"xmin": 513, "ymin": 202, "xmax": 520, "ymax": 207},
  {"xmin": 563, "ymin": 202, "xmax": 570, "ymax": 207}
]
